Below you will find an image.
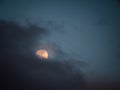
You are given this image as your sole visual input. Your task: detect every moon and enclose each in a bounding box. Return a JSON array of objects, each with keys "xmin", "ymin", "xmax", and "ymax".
[{"xmin": 36, "ymin": 49, "xmax": 48, "ymax": 59}]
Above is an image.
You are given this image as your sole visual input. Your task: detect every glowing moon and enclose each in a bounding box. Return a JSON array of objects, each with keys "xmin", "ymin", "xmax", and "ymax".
[{"xmin": 36, "ymin": 49, "xmax": 48, "ymax": 59}]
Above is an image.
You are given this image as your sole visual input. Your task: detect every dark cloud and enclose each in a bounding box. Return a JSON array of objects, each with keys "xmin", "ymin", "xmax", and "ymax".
[
  {"xmin": 118, "ymin": 0, "xmax": 120, "ymax": 3},
  {"xmin": 117, "ymin": 0, "xmax": 120, "ymax": 5},
  {"xmin": 0, "ymin": 20, "xmax": 85, "ymax": 90},
  {"xmin": 0, "ymin": 0, "xmax": 4, "ymax": 4}
]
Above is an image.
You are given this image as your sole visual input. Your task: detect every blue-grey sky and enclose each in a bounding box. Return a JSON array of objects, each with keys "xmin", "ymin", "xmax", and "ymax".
[{"xmin": 0, "ymin": 0, "xmax": 120, "ymax": 83}]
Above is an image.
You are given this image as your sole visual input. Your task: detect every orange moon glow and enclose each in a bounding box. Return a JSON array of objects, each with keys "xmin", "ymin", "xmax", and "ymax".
[{"xmin": 36, "ymin": 49, "xmax": 48, "ymax": 59}]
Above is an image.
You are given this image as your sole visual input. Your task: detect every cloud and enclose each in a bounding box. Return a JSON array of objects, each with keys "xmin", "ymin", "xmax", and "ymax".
[
  {"xmin": 0, "ymin": 0, "xmax": 4, "ymax": 4},
  {"xmin": 0, "ymin": 20, "xmax": 85, "ymax": 90},
  {"xmin": 118, "ymin": 0, "xmax": 120, "ymax": 3}
]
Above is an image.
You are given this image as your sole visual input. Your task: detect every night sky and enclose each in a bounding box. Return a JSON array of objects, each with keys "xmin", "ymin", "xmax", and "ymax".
[{"xmin": 0, "ymin": 0, "xmax": 120, "ymax": 90}]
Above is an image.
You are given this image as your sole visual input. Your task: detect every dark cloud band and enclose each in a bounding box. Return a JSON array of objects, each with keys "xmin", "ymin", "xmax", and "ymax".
[{"xmin": 0, "ymin": 20, "xmax": 85, "ymax": 90}]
